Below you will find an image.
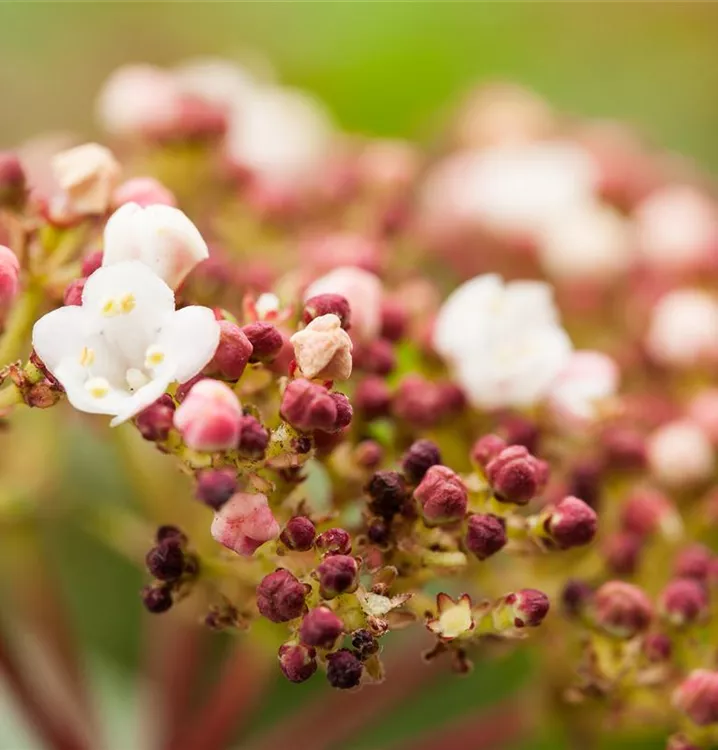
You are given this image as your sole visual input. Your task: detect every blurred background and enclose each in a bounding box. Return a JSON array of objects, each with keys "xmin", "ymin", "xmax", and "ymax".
[{"xmin": 2, "ymin": 3, "xmax": 718, "ymax": 748}]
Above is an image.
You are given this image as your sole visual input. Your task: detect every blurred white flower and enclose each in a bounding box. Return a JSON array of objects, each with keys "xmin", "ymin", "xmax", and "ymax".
[
  {"xmin": 102, "ymin": 203, "xmax": 209, "ymax": 290},
  {"xmin": 547, "ymin": 350, "xmax": 619, "ymax": 428},
  {"xmin": 647, "ymin": 420, "xmax": 714, "ymax": 487},
  {"xmin": 433, "ymin": 274, "xmax": 572, "ymax": 409},
  {"xmin": 635, "ymin": 185, "xmax": 718, "ymax": 272},
  {"xmin": 32, "ymin": 262, "xmax": 219, "ymax": 426},
  {"xmin": 646, "ymin": 289, "xmax": 718, "ymax": 367},
  {"xmin": 538, "ymin": 201, "xmax": 633, "ymax": 281},
  {"xmin": 52, "ymin": 142, "xmax": 121, "ymax": 215},
  {"xmin": 173, "ymin": 57, "xmax": 258, "ymax": 114},
  {"xmin": 421, "ymin": 141, "xmax": 598, "ymax": 236},
  {"xmin": 225, "ymin": 86, "xmax": 334, "ymax": 186}
]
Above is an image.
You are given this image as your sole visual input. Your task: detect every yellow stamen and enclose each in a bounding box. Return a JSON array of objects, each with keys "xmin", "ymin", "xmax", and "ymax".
[
  {"xmin": 145, "ymin": 345, "xmax": 165, "ymax": 369},
  {"xmin": 120, "ymin": 293, "xmax": 136, "ymax": 314},
  {"xmin": 101, "ymin": 298, "xmax": 119, "ymax": 317},
  {"xmin": 85, "ymin": 377, "xmax": 110, "ymax": 399},
  {"xmin": 79, "ymin": 346, "xmax": 95, "ymax": 367}
]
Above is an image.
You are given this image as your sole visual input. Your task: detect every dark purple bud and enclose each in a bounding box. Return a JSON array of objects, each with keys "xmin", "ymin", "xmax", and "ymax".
[
  {"xmin": 507, "ymin": 588, "xmax": 550, "ymax": 628},
  {"xmin": 367, "ymin": 519, "xmax": 391, "ymax": 547},
  {"xmin": 366, "ymin": 471, "xmax": 406, "ymax": 519},
  {"xmin": 237, "ymin": 415, "xmax": 269, "ymax": 458},
  {"xmin": 278, "ymin": 642, "xmax": 317, "ymax": 683},
  {"xmin": 326, "ymin": 648, "xmax": 363, "ymax": 689},
  {"xmin": 354, "ymin": 440, "xmax": 383, "ymax": 469},
  {"xmin": 465, "ymin": 514, "xmax": 507, "ymax": 561},
  {"xmin": 280, "ymin": 516, "xmax": 316, "ymax": 551},
  {"xmin": 315, "ymin": 528, "xmax": 352, "ymax": 556},
  {"xmin": 561, "ymin": 579, "xmax": 593, "ymax": 618},
  {"xmin": 303, "ymin": 294, "xmax": 351, "ymax": 330},
  {"xmin": 567, "ymin": 459, "xmax": 603, "ymax": 510},
  {"xmin": 317, "ymin": 555, "xmax": 359, "ymax": 598},
  {"xmin": 470, "ymin": 434, "xmax": 507, "ymax": 468},
  {"xmin": 175, "ymin": 374, "xmax": 204, "ymax": 404},
  {"xmin": 206, "ymin": 321, "xmax": 253, "ymax": 380},
  {"xmin": 414, "ymin": 465, "xmax": 468, "ymax": 525},
  {"xmin": 243, "ymin": 321, "xmax": 283, "ymax": 363},
  {"xmin": 195, "ymin": 468, "xmax": 237, "ymax": 510},
  {"xmin": 299, "ymin": 607, "xmax": 343, "ymax": 648},
  {"xmin": 354, "ymin": 376, "xmax": 392, "ymax": 420},
  {"xmin": 545, "ymin": 496, "xmax": 598, "ymax": 549},
  {"xmin": 351, "ymin": 629, "xmax": 380, "ymax": 660},
  {"xmin": 0, "ymin": 152, "xmax": 26, "ymax": 210},
  {"xmin": 141, "ymin": 584, "xmax": 173, "ymax": 614},
  {"xmin": 486, "ymin": 445, "xmax": 547, "ymax": 505},
  {"xmin": 594, "ymin": 581, "xmax": 653, "ymax": 638},
  {"xmin": 155, "ymin": 525, "xmax": 187, "ymax": 545},
  {"xmin": 135, "ymin": 397, "xmax": 175, "ymax": 442},
  {"xmin": 402, "ymin": 439, "xmax": 441, "ymax": 484},
  {"xmin": 329, "ymin": 392, "xmax": 353, "ymax": 431},
  {"xmin": 145, "ymin": 540, "xmax": 185, "ymax": 581},
  {"xmin": 256, "ymin": 569, "xmax": 307, "ymax": 623}
]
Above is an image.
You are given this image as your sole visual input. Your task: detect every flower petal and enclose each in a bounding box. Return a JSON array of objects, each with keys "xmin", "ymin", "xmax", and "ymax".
[
  {"xmin": 109, "ymin": 370, "xmax": 175, "ymax": 427},
  {"xmin": 31, "ymin": 305, "xmax": 89, "ymax": 373},
  {"xmin": 158, "ymin": 305, "xmax": 220, "ymax": 383}
]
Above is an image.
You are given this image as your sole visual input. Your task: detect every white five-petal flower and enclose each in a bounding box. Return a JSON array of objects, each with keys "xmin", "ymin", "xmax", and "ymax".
[
  {"xmin": 433, "ymin": 274, "xmax": 572, "ymax": 410},
  {"xmin": 102, "ymin": 202, "xmax": 209, "ymax": 290},
  {"xmin": 32, "ymin": 261, "xmax": 220, "ymax": 426}
]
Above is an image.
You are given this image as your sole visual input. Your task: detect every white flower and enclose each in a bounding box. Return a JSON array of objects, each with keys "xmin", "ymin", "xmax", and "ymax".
[
  {"xmin": 647, "ymin": 420, "xmax": 714, "ymax": 487},
  {"xmin": 225, "ymin": 86, "xmax": 333, "ymax": 186},
  {"xmin": 547, "ymin": 350, "xmax": 619, "ymax": 428},
  {"xmin": 421, "ymin": 141, "xmax": 597, "ymax": 236},
  {"xmin": 433, "ymin": 274, "xmax": 572, "ymax": 409},
  {"xmin": 646, "ymin": 289, "xmax": 718, "ymax": 367},
  {"xmin": 173, "ymin": 57, "xmax": 258, "ymax": 114},
  {"xmin": 538, "ymin": 201, "xmax": 633, "ymax": 281},
  {"xmin": 31, "ymin": 261, "xmax": 219, "ymax": 426},
  {"xmin": 102, "ymin": 203, "xmax": 209, "ymax": 290},
  {"xmin": 52, "ymin": 142, "xmax": 121, "ymax": 215}
]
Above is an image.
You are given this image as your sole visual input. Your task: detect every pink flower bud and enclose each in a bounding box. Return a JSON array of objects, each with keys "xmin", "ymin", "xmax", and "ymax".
[
  {"xmin": 205, "ymin": 321, "xmax": 253, "ymax": 380},
  {"xmin": 81, "ymin": 249, "xmax": 103, "ymax": 277},
  {"xmin": 173, "ymin": 379, "xmax": 242, "ymax": 451},
  {"xmin": 380, "ymin": 298, "xmax": 409, "ymax": 342},
  {"xmin": 195, "ymin": 468, "xmax": 237, "ymax": 510},
  {"xmin": 354, "ymin": 376, "xmax": 392, "ymax": 420},
  {"xmin": 354, "ymin": 440, "xmax": 383, "ymax": 469},
  {"xmin": 402, "ymin": 439, "xmax": 441, "ymax": 484},
  {"xmin": 545, "ymin": 495, "xmax": 598, "ymax": 549},
  {"xmin": 601, "ymin": 426, "xmax": 647, "ymax": 470},
  {"xmin": 317, "ymin": 554, "xmax": 359, "ymax": 598},
  {"xmin": 486, "ymin": 445, "xmax": 547, "ymax": 505},
  {"xmin": 356, "ymin": 338, "xmax": 395, "ymax": 376},
  {"xmin": 643, "ymin": 633, "xmax": 672, "ymax": 663},
  {"xmin": 471, "ymin": 434, "xmax": 507, "ymax": 468},
  {"xmin": 673, "ymin": 670, "xmax": 718, "ymax": 726},
  {"xmin": 687, "ymin": 389, "xmax": 718, "ymax": 446},
  {"xmin": 594, "ymin": 581, "xmax": 653, "ymax": 638},
  {"xmin": 52, "ymin": 142, "xmax": 121, "ymax": 214},
  {"xmin": 621, "ymin": 488, "xmax": 682, "ymax": 539},
  {"xmin": 0, "ymin": 246, "xmax": 20, "ymax": 309},
  {"xmin": 675, "ymin": 544, "xmax": 714, "ymax": 581},
  {"xmin": 210, "ymin": 492, "xmax": 280, "ymax": 556},
  {"xmin": 299, "ymin": 606, "xmax": 344, "ymax": 649},
  {"xmin": 414, "ymin": 465, "xmax": 468, "ymax": 525},
  {"xmin": 135, "ymin": 395, "xmax": 175, "ymax": 442},
  {"xmin": 303, "ymin": 294, "xmax": 351, "ymax": 330},
  {"xmin": 602, "ymin": 532, "xmax": 643, "ymax": 575},
  {"xmin": 0, "ymin": 152, "xmax": 26, "ymax": 210},
  {"xmin": 242, "ymin": 321, "xmax": 284, "ymax": 363},
  {"xmin": 315, "ymin": 528, "xmax": 352, "ymax": 556},
  {"xmin": 112, "ymin": 176, "xmax": 176, "ymax": 208},
  {"xmin": 302, "ymin": 232, "xmax": 381, "ymax": 275},
  {"xmin": 647, "ymin": 420, "xmax": 714, "ymax": 487},
  {"xmin": 392, "ymin": 374, "xmax": 443, "ymax": 428},
  {"xmin": 465, "ymin": 513, "xmax": 507, "ymax": 560},
  {"xmin": 280, "ymin": 516, "xmax": 316, "ymax": 551},
  {"xmin": 280, "ymin": 379, "xmax": 337, "ymax": 433},
  {"xmin": 236, "ymin": 415, "xmax": 269, "ymax": 459},
  {"xmin": 290, "ymin": 314, "xmax": 353, "ymax": 381},
  {"xmin": 326, "ymin": 648, "xmax": 363, "ymax": 689},
  {"xmin": 63, "ymin": 278, "xmax": 85, "ymax": 307},
  {"xmin": 659, "ymin": 578, "xmax": 708, "ymax": 628},
  {"xmin": 278, "ymin": 643, "xmax": 317, "ymax": 683},
  {"xmin": 256, "ymin": 569, "xmax": 308, "ymax": 622},
  {"xmin": 561, "ymin": 580, "xmax": 594, "ymax": 618},
  {"xmin": 505, "ymin": 588, "xmax": 550, "ymax": 628}
]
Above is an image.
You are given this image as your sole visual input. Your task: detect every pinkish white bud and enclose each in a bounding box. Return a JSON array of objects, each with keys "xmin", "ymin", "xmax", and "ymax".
[
  {"xmin": 205, "ymin": 321, "xmax": 253, "ymax": 381},
  {"xmin": 290, "ymin": 314, "xmax": 353, "ymax": 381},
  {"xmin": 112, "ymin": 177, "xmax": 177, "ymax": 208},
  {"xmin": 647, "ymin": 420, "xmax": 714, "ymax": 487},
  {"xmin": 687, "ymin": 389, "xmax": 718, "ymax": 445},
  {"xmin": 673, "ymin": 670, "xmax": 718, "ymax": 726},
  {"xmin": 52, "ymin": 142, "xmax": 120, "ymax": 215},
  {"xmin": 210, "ymin": 491, "xmax": 280, "ymax": 556},
  {"xmin": 0, "ymin": 246, "xmax": 20, "ymax": 310},
  {"xmin": 173, "ymin": 379, "xmax": 242, "ymax": 451}
]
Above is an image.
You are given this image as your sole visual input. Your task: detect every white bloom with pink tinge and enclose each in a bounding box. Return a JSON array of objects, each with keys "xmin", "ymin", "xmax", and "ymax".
[
  {"xmin": 211, "ymin": 492, "xmax": 280, "ymax": 556},
  {"xmin": 112, "ymin": 177, "xmax": 177, "ymax": 209},
  {"xmin": 647, "ymin": 420, "xmax": 714, "ymax": 487},
  {"xmin": 635, "ymin": 185, "xmax": 718, "ymax": 272},
  {"xmin": 173, "ymin": 379, "xmax": 243, "ymax": 452},
  {"xmin": 52, "ymin": 142, "xmax": 121, "ymax": 215},
  {"xmin": 32, "ymin": 262, "xmax": 219, "ymax": 426},
  {"xmin": 646, "ymin": 289, "xmax": 718, "ymax": 368},
  {"xmin": 433, "ymin": 274, "xmax": 572, "ymax": 410},
  {"xmin": 290, "ymin": 314, "xmax": 353, "ymax": 381},
  {"xmin": 304, "ymin": 266, "xmax": 383, "ymax": 342},
  {"xmin": 547, "ymin": 350, "xmax": 619, "ymax": 428},
  {"xmin": 102, "ymin": 203, "xmax": 209, "ymax": 290},
  {"xmin": 0, "ymin": 246, "xmax": 20, "ymax": 309}
]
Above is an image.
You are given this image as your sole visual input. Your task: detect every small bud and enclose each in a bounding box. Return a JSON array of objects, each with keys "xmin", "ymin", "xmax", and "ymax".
[
  {"xmin": 81, "ymin": 249, "xmax": 103, "ymax": 277},
  {"xmin": 317, "ymin": 554, "xmax": 359, "ymax": 598},
  {"xmin": 243, "ymin": 322, "xmax": 283, "ymax": 363},
  {"xmin": 135, "ymin": 397, "xmax": 175, "ymax": 442},
  {"xmin": 603, "ymin": 532, "xmax": 643, "ymax": 575},
  {"xmin": 257, "ymin": 569, "xmax": 308, "ymax": 623},
  {"xmin": 544, "ymin": 496, "xmax": 598, "ymax": 549},
  {"xmin": 351, "ymin": 629, "xmax": 380, "ymax": 660},
  {"xmin": 366, "ymin": 471, "xmax": 406, "ymax": 519},
  {"xmin": 401, "ymin": 439, "xmax": 441, "ymax": 484},
  {"xmin": 392, "ymin": 375, "xmax": 443, "ymax": 428},
  {"xmin": 500, "ymin": 414, "xmax": 540, "ymax": 453},
  {"xmin": 329, "ymin": 392, "xmax": 353, "ymax": 432},
  {"xmin": 315, "ymin": 528, "xmax": 352, "ymax": 556},
  {"xmin": 0, "ymin": 246, "xmax": 20, "ymax": 310},
  {"xmin": 299, "ymin": 607, "xmax": 344, "ymax": 649},
  {"xmin": 236, "ymin": 415, "xmax": 269, "ymax": 459},
  {"xmin": 470, "ymin": 434, "xmax": 507, "ymax": 468},
  {"xmin": 367, "ymin": 519, "xmax": 391, "ymax": 547},
  {"xmin": 359, "ymin": 339, "xmax": 396, "ymax": 376},
  {"xmin": 173, "ymin": 379, "xmax": 243, "ymax": 451},
  {"xmin": 643, "ymin": 633, "xmax": 672, "ymax": 663},
  {"xmin": 506, "ymin": 589, "xmax": 550, "ymax": 628},
  {"xmin": 601, "ymin": 426, "xmax": 647, "ymax": 471},
  {"xmin": 156, "ymin": 525, "xmax": 187, "ymax": 545},
  {"xmin": 112, "ymin": 176, "xmax": 176, "ymax": 208},
  {"xmin": 465, "ymin": 513, "xmax": 507, "ymax": 560},
  {"xmin": 63, "ymin": 278, "xmax": 86, "ymax": 307},
  {"xmin": 326, "ymin": 649, "xmax": 363, "ymax": 689},
  {"xmin": 675, "ymin": 544, "xmax": 714, "ymax": 581},
  {"xmin": 174, "ymin": 374, "xmax": 203, "ymax": 404},
  {"xmin": 280, "ymin": 379, "xmax": 337, "ymax": 433},
  {"xmin": 567, "ymin": 459, "xmax": 603, "ymax": 510},
  {"xmin": 141, "ymin": 584, "xmax": 173, "ymax": 614},
  {"xmin": 487, "ymin": 445, "xmax": 547, "ymax": 505},
  {"xmin": 380, "ymin": 299, "xmax": 408, "ymax": 342},
  {"xmin": 659, "ymin": 578, "xmax": 709, "ymax": 628},
  {"xmin": 0, "ymin": 152, "xmax": 26, "ymax": 209},
  {"xmin": 414, "ymin": 465, "xmax": 468, "ymax": 525},
  {"xmin": 673, "ymin": 670, "xmax": 718, "ymax": 726},
  {"xmin": 210, "ymin": 492, "xmax": 280, "ymax": 556},
  {"xmin": 561, "ymin": 580, "xmax": 593, "ymax": 618},
  {"xmin": 594, "ymin": 581, "xmax": 653, "ymax": 638},
  {"xmin": 195, "ymin": 468, "xmax": 237, "ymax": 510},
  {"xmin": 52, "ymin": 142, "xmax": 120, "ymax": 214},
  {"xmin": 621, "ymin": 489, "xmax": 682, "ymax": 540},
  {"xmin": 145, "ymin": 540, "xmax": 185, "ymax": 581},
  {"xmin": 278, "ymin": 643, "xmax": 317, "ymax": 683},
  {"xmin": 291, "ymin": 314, "xmax": 353, "ymax": 381},
  {"xmin": 303, "ymin": 294, "xmax": 351, "ymax": 330},
  {"xmin": 354, "ymin": 440, "xmax": 383, "ymax": 470},
  {"xmin": 205, "ymin": 321, "xmax": 253, "ymax": 380},
  {"xmin": 280, "ymin": 517, "xmax": 316, "ymax": 552},
  {"xmin": 354, "ymin": 376, "xmax": 392, "ymax": 420}
]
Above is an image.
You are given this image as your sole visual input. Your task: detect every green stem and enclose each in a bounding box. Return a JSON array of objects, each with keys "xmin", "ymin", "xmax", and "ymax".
[
  {"xmin": 0, "ymin": 384, "xmax": 22, "ymax": 409},
  {"xmin": 0, "ymin": 286, "xmax": 43, "ymax": 365}
]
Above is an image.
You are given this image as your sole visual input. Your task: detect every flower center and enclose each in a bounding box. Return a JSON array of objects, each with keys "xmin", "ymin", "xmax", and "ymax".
[
  {"xmin": 85, "ymin": 377, "xmax": 110, "ymax": 399},
  {"xmin": 100, "ymin": 293, "xmax": 136, "ymax": 317}
]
